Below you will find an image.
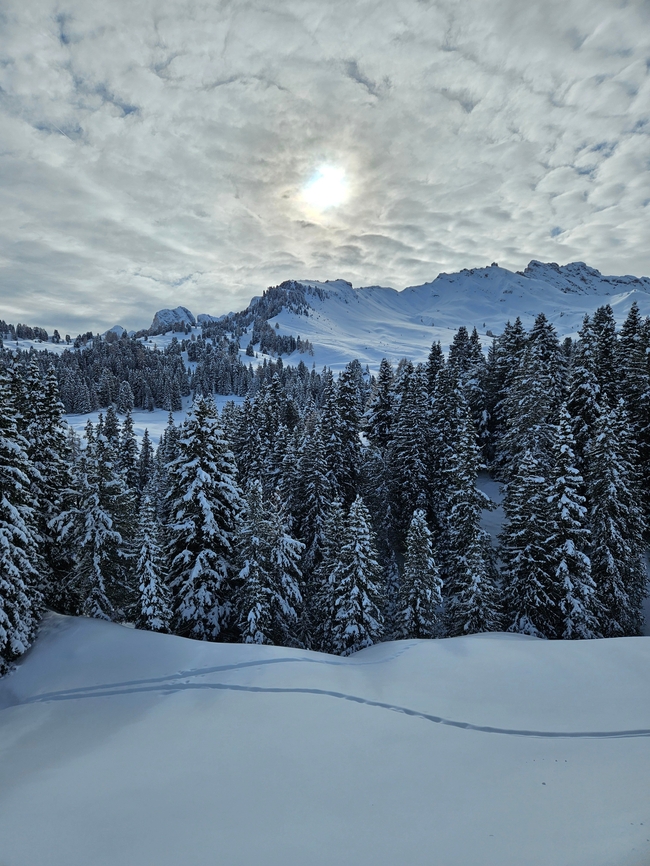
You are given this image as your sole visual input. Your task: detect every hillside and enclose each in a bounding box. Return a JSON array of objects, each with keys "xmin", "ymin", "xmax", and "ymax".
[
  {"xmin": 0, "ymin": 614, "xmax": 648, "ymax": 866},
  {"xmin": 143, "ymin": 260, "xmax": 650, "ymax": 371},
  {"xmin": 264, "ymin": 262, "xmax": 650, "ymax": 369}
]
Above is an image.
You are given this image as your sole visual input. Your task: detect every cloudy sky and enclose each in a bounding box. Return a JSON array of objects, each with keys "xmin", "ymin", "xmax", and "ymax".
[{"xmin": 1, "ymin": 0, "xmax": 650, "ymax": 332}]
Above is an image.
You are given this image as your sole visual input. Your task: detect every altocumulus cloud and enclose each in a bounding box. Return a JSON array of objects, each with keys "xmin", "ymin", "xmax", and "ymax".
[{"xmin": 1, "ymin": 0, "xmax": 650, "ymax": 331}]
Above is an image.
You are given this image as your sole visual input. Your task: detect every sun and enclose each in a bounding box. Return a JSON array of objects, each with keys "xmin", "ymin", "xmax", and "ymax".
[{"xmin": 302, "ymin": 165, "xmax": 349, "ymax": 210}]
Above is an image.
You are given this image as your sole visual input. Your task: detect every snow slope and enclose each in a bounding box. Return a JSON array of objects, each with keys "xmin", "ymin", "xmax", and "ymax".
[
  {"xmin": 1, "ymin": 614, "xmax": 649, "ymax": 866},
  {"xmin": 267, "ymin": 262, "xmax": 650, "ymax": 370}
]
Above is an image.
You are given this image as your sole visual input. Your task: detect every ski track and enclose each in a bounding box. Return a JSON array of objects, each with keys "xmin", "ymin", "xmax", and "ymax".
[
  {"xmin": 6, "ymin": 676, "xmax": 650, "ymax": 740},
  {"xmin": 0, "ymin": 640, "xmax": 419, "ymax": 704}
]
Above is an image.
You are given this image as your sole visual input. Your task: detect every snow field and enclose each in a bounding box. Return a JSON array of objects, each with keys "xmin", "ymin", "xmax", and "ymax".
[{"xmin": 0, "ymin": 614, "xmax": 649, "ymax": 866}]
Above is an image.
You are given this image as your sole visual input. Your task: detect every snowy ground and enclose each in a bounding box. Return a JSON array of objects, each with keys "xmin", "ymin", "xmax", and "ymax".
[
  {"xmin": 64, "ymin": 394, "xmax": 244, "ymax": 445},
  {"xmin": 0, "ymin": 614, "xmax": 649, "ymax": 866}
]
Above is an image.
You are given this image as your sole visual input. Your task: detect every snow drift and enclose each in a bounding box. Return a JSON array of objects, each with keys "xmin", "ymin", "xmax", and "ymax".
[{"xmin": 1, "ymin": 614, "xmax": 649, "ymax": 866}]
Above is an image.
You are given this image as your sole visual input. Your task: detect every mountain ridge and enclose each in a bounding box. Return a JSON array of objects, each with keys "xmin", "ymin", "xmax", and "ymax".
[{"xmin": 154, "ymin": 260, "xmax": 650, "ymax": 370}]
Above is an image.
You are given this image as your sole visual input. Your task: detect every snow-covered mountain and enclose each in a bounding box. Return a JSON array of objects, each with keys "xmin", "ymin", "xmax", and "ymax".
[
  {"xmin": 155, "ymin": 260, "xmax": 650, "ymax": 370},
  {"xmin": 1, "ymin": 613, "xmax": 648, "ymax": 866},
  {"xmin": 149, "ymin": 305, "xmax": 196, "ymax": 334}
]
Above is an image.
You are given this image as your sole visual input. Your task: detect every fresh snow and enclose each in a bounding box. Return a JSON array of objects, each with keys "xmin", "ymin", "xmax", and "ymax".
[
  {"xmin": 63, "ymin": 394, "xmax": 244, "ymax": 445},
  {"xmin": 0, "ymin": 614, "xmax": 649, "ymax": 866},
  {"xmin": 262, "ymin": 262, "xmax": 650, "ymax": 371}
]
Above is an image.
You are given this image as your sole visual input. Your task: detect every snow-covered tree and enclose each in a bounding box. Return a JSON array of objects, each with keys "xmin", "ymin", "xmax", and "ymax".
[
  {"xmin": 0, "ymin": 368, "xmax": 41, "ymax": 673},
  {"xmin": 325, "ymin": 496, "xmax": 384, "ymax": 656},
  {"xmin": 586, "ymin": 401, "xmax": 647, "ymax": 637},
  {"xmin": 134, "ymin": 486, "xmax": 172, "ymax": 633},
  {"xmin": 237, "ymin": 481, "xmax": 304, "ymax": 646},
  {"xmin": 443, "ymin": 404, "xmax": 501, "ymax": 637},
  {"xmin": 547, "ymin": 406, "xmax": 599, "ymax": 639},
  {"xmin": 56, "ymin": 421, "xmax": 132, "ymax": 621},
  {"xmin": 394, "ymin": 509, "xmax": 442, "ymax": 639},
  {"xmin": 167, "ymin": 397, "xmax": 243, "ymax": 641},
  {"xmin": 365, "ymin": 358, "xmax": 395, "ymax": 452},
  {"xmin": 499, "ymin": 450, "xmax": 557, "ymax": 638}
]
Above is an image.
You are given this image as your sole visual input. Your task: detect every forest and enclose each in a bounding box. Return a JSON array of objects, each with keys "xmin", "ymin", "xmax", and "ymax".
[{"xmin": 1, "ymin": 301, "xmax": 648, "ymax": 673}]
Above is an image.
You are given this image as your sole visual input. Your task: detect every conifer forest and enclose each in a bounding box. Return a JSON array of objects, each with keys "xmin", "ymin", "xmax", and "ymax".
[{"xmin": 1, "ymin": 302, "xmax": 649, "ymax": 673}]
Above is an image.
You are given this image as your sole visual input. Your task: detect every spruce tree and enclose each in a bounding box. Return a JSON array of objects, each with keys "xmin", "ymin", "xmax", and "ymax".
[
  {"xmin": 25, "ymin": 363, "xmax": 74, "ymax": 606},
  {"xmin": 388, "ymin": 362, "xmax": 430, "ymax": 544},
  {"xmin": 167, "ymin": 397, "xmax": 243, "ymax": 641},
  {"xmin": 443, "ymin": 405, "xmax": 501, "ymax": 637},
  {"xmin": 57, "ymin": 421, "xmax": 132, "ymax": 621},
  {"xmin": 312, "ymin": 498, "xmax": 347, "ymax": 652},
  {"xmin": 134, "ymin": 486, "xmax": 172, "ymax": 633},
  {"xmin": 586, "ymin": 402, "xmax": 647, "ymax": 636},
  {"xmin": 547, "ymin": 406, "xmax": 599, "ymax": 639},
  {"xmin": 326, "ymin": 496, "xmax": 384, "ymax": 656},
  {"xmin": 0, "ymin": 369, "xmax": 41, "ymax": 674},
  {"xmin": 237, "ymin": 482, "xmax": 303, "ymax": 646},
  {"xmin": 137, "ymin": 429, "xmax": 155, "ymax": 492},
  {"xmin": 365, "ymin": 358, "xmax": 395, "ymax": 452},
  {"xmin": 499, "ymin": 450, "xmax": 558, "ymax": 638},
  {"xmin": 394, "ymin": 509, "xmax": 443, "ymax": 639},
  {"xmin": 566, "ymin": 315, "xmax": 603, "ymax": 471}
]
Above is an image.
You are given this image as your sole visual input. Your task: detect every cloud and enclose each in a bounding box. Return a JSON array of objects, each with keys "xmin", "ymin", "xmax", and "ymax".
[{"xmin": 1, "ymin": 0, "xmax": 650, "ymax": 332}]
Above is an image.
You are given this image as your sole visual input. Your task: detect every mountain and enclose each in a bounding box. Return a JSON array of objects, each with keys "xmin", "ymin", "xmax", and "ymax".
[
  {"xmin": 1, "ymin": 613, "xmax": 648, "ymax": 866},
  {"xmin": 152, "ymin": 260, "xmax": 650, "ymax": 370},
  {"xmin": 149, "ymin": 305, "xmax": 196, "ymax": 335}
]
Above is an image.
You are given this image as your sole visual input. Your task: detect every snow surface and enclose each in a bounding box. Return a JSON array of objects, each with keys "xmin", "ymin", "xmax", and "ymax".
[
  {"xmin": 63, "ymin": 395, "xmax": 244, "ymax": 445},
  {"xmin": 1, "ymin": 614, "xmax": 649, "ymax": 866},
  {"xmin": 263, "ymin": 263, "xmax": 650, "ymax": 371}
]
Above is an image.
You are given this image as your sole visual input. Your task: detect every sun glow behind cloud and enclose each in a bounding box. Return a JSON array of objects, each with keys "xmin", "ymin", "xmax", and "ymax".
[{"xmin": 302, "ymin": 166, "xmax": 349, "ymax": 210}]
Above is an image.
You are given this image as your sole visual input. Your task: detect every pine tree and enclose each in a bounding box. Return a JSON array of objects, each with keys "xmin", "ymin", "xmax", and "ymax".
[
  {"xmin": 566, "ymin": 315, "xmax": 603, "ymax": 470},
  {"xmin": 0, "ymin": 368, "xmax": 41, "ymax": 674},
  {"xmin": 326, "ymin": 496, "xmax": 384, "ymax": 656},
  {"xmin": 313, "ymin": 498, "xmax": 347, "ymax": 651},
  {"xmin": 24, "ymin": 363, "xmax": 74, "ymax": 606},
  {"xmin": 586, "ymin": 402, "xmax": 647, "ymax": 637},
  {"xmin": 266, "ymin": 494, "xmax": 304, "ymax": 646},
  {"xmin": 137, "ymin": 429, "xmax": 155, "ymax": 493},
  {"xmin": 499, "ymin": 450, "xmax": 558, "ymax": 638},
  {"xmin": 56, "ymin": 421, "xmax": 132, "ymax": 621},
  {"xmin": 333, "ymin": 362, "xmax": 363, "ymax": 505},
  {"xmin": 394, "ymin": 509, "xmax": 443, "ymax": 639},
  {"xmin": 134, "ymin": 486, "xmax": 172, "ymax": 633},
  {"xmin": 167, "ymin": 397, "xmax": 243, "ymax": 641},
  {"xmin": 237, "ymin": 482, "xmax": 304, "ymax": 646},
  {"xmin": 388, "ymin": 362, "xmax": 430, "ymax": 544},
  {"xmin": 547, "ymin": 406, "xmax": 599, "ymax": 639},
  {"xmin": 117, "ymin": 380, "xmax": 135, "ymax": 414},
  {"xmin": 443, "ymin": 406, "xmax": 501, "ymax": 637},
  {"xmin": 591, "ymin": 304, "xmax": 619, "ymax": 405},
  {"xmin": 365, "ymin": 358, "xmax": 394, "ymax": 452},
  {"xmin": 119, "ymin": 410, "xmax": 140, "ymax": 493},
  {"xmin": 498, "ymin": 313, "xmax": 564, "ymax": 476}
]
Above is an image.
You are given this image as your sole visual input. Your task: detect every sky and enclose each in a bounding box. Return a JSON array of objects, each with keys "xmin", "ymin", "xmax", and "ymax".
[{"xmin": 1, "ymin": 0, "xmax": 650, "ymax": 334}]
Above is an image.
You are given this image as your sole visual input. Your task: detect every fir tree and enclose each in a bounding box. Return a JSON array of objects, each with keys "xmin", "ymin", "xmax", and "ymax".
[
  {"xmin": 134, "ymin": 486, "xmax": 172, "ymax": 633},
  {"xmin": 586, "ymin": 402, "xmax": 647, "ymax": 637},
  {"xmin": 566, "ymin": 315, "xmax": 603, "ymax": 470},
  {"xmin": 137, "ymin": 428, "xmax": 155, "ymax": 493},
  {"xmin": 394, "ymin": 509, "xmax": 442, "ymax": 639},
  {"xmin": 326, "ymin": 496, "xmax": 384, "ymax": 656},
  {"xmin": 57, "ymin": 421, "xmax": 132, "ymax": 621},
  {"xmin": 237, "ymin": 482, "xmax": 304, "ymax": 646},
  {"xmin": 499, "ymin": 450, "xmax": 558, "ymax": 638},
  {"xmin": 0, "ymin": 369, "xmax": 41, "ymax": 673},
  {"xmin": 547, "ymin": 406, "xmax": 599, "ymax": 639},
  {"xmin": 365, "ymin": 358, "xmax": 394, "ymax": 452},
  {"xmin": 443, "ymin": 405, "xmax": 501, "ymax": 637},
  {"xmin": 167, "ymin": 397, "xmax": 243, "ymax": 641}
]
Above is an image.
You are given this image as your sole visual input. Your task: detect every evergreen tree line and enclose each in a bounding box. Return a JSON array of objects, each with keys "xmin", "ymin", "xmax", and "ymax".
[
  {"xmin": 1, "ymin": 303, "xmax": 649, "ymax": 674},
  {"xmin": 1, "ymin": 326, "xmax": 336, "ymax": 418}
]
